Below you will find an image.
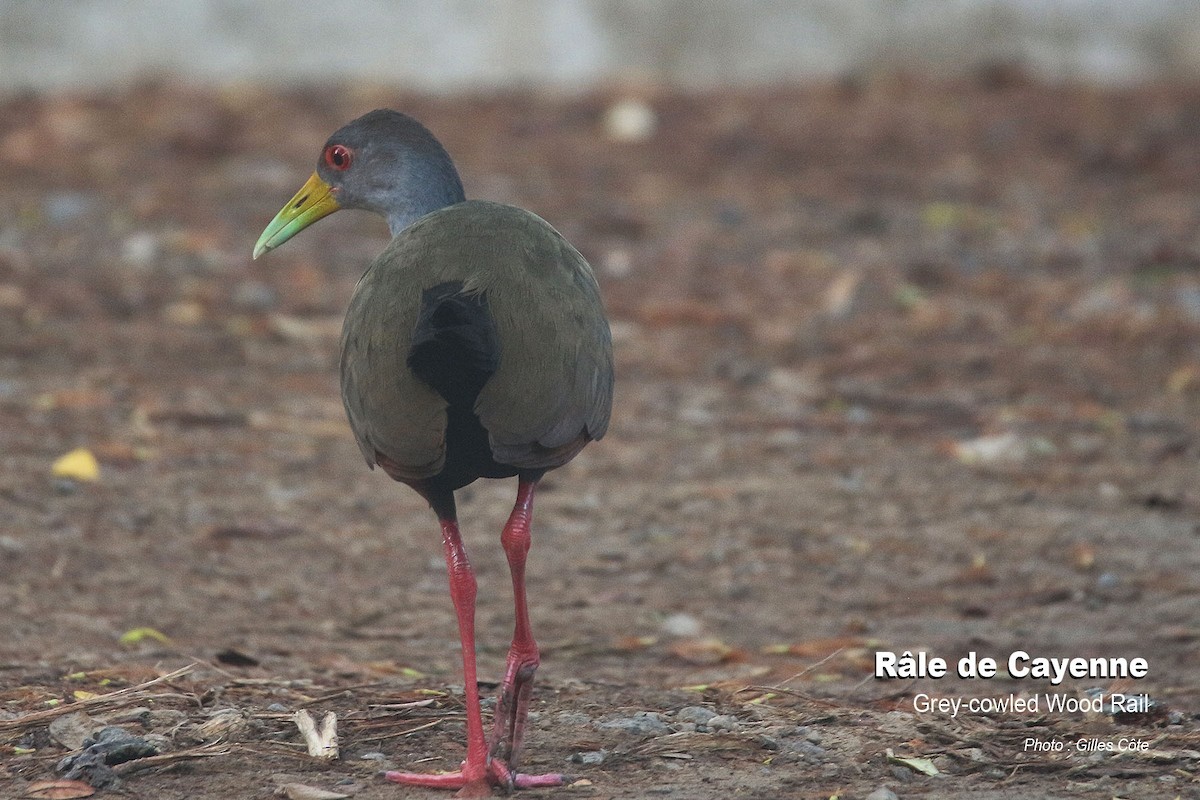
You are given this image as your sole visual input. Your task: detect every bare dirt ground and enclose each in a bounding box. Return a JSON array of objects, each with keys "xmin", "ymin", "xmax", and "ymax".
[{"xmin": 1, "ymin": 78, "xmax": 1198, "ymax": 799}]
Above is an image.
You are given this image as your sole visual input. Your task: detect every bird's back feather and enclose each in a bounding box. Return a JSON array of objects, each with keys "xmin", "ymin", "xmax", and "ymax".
[{"xmin": 339, "ymin": 201, "xmax": 614, "ymax": 487}]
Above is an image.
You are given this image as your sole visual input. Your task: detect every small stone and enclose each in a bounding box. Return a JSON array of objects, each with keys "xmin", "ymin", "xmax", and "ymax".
[
  {"xmin": 142, "ymin": 733, "xmax": 171, "ymax": 753},
  {"xmin": 675, "ymin": 706, "xmax": 717, "ymax": 726},
  {"xmin": 951, "ymin": 432, "xmax": 1028, "ymax": 465},
  {"xmin": 49, "ymin": 711, "xmax": 97, "ymax": 750},
  {"xmin": 44, "ymin": 192, "xmax": 95, "ymax": 226},
  {"xmin": 706, "ymin": 714, "xmax": 740, "ymax": 733},
  {"xmin": 660, "ymin": 613, "xmax": 701, "ymax": 637},
  {"xmin": 788, "ymin": 739, "xmax": 827, "ymax": 761},
  {"xmin": 122, "ymin": 232, "xmax": 161, "ymax": 267},
  {"xmin": 570, "ymin": 749, "xmax": 607, "ymax": 765},
  {"xmin": 604, "ymin": 98, "xmax": 657, "ymax": 142},
  {"xmin": 866, "ymin": 787, "xmax": 899, "ymax": 800},
  {"xmin": 845, "ymin": 405, "xmax": 872, "ymax": 425},
  {"xmin": 267, "ymin": 703, "xmax": 290, "ymax": 713},
  {"xmin": 597, "ymin": 711, "xmax": 670, "ymax": 736},
  {"xmin": 601, "ymin": 247, "xmax": 634, "ymax": 278},
  {"xmin": 84, "ymin": 726, "xmax": 159, "ymax": 763},
  {"xmin": 57, "ymin": 725, "xmax": 160, "ymax": 789}
]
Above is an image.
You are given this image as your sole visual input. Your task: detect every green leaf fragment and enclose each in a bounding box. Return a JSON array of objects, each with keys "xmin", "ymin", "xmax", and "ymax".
[
  {"xmin": 119, "ymin": 626, "xmax": 173, "ymax": 646},
  {"xmin": 886, "ymin": 747, "xmax": 940, "ymax": 776}
]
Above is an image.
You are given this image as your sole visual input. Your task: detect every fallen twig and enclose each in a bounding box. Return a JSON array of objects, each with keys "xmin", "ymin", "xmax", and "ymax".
[
  {"xmin": 364, "ymin": 718, "xmax": 443, "ymax": 741},
  {"xmin": 0, "ymin": 664, "xmax": 197, "ymax": 732},
  {"xmin": 112, "ymin": 742, "xmax": 230, "ymax": 776}
]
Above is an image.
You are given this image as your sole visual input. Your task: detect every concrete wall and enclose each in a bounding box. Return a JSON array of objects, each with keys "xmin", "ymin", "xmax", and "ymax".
[{"xmin": 2, "ymin": 0, "xmax": 1198, "ymax": 94}]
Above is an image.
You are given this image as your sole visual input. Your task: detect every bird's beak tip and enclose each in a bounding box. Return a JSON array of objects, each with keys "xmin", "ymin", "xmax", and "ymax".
[{"xmin": 253, "ymin": 172, "xmax": 340, "ymax": 260}]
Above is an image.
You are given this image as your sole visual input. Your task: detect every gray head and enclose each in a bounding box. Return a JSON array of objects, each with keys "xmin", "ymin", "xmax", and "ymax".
[
  {"xmin": 319, "ymin": 110, "xmax": 466, "ymax": 234},
  {"xmin": 254, "ymin": 110, "xmax": 468, "ymax": 258}
]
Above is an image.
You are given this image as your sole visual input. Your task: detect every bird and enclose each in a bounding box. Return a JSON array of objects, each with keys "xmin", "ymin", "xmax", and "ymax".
[{"xmin": 253, "ymin": 109, "xmax": 613, "ymax": 796}]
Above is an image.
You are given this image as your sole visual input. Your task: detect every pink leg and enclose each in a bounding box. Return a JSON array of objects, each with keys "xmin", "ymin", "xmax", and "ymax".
[
  {"xmin": 385, "ymin": 493, "xmax": 563, "ymax": 795},
  {"xmin": 386, "ymin": 513, "xmax": 494, "ymax": 796},
  {"xmin": 489, "ymin": 479, "xmax": 554, "ymax": 774}
]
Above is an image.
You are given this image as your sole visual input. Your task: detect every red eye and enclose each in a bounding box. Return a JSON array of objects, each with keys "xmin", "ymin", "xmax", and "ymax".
[{"xmin": 324, "ymin": 144, "xmax": 353, "ymax": 171}]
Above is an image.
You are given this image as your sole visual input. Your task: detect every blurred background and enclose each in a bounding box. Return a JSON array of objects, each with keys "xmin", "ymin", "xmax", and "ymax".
[
  {"xmin": 2, "ymin": 3, "xmax": 1198, "ymax": 799},
  {"xmin": 4, "ymin": 0, "xmax": 1200, "ymax": 92}
]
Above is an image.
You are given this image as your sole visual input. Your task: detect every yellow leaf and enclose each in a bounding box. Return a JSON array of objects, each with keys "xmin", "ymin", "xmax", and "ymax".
[
  {"xmin": 119, "ymin": 627, "xmax": 172, "ymax": 646},
  {"xmin": 51, "ymin": 448, "xmax": 100, "ymax": 482},
  {"xmin": 72, "ymin": 690, "xmax": 98, "ymax": 701}
]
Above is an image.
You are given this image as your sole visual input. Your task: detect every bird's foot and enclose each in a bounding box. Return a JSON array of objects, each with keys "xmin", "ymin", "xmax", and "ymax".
[
  {"xmin": 385, "ymin": 758, "xmax": 564, "ymax": 796},
  {"xmin": 489, "ymin": 658, "xmax": 539, "ymax": 765}
]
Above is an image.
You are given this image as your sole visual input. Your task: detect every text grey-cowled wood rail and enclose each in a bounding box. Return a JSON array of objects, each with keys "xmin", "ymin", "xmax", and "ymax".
[{"xmin": 254, "ymin": 110, "xmax": 613, "ymax": 796}]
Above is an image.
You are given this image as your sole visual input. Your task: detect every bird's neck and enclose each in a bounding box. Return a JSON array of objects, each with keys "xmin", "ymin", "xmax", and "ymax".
[
  {"xmin": 386, "ymin": 207, "xmax": 439, "ymax": 236},
  {"xmin": 385, "ymin": 165, "xmax": 466, "ymax": 236}
]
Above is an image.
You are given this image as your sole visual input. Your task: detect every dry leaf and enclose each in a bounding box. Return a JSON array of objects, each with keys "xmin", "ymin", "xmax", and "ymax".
[
  {"xmin": 669, "ymin": 637, "xmax": 744, "ymax": 665},
  {"xmin": 886, "ymin": 748, "xmax": 940, "ymax": 776},
  {"xmin": 51, "ymin": 448, "xmax": 100, "ymax": 482},
  {"xmin": 612, "ymin": 635, "xmax": 657, "ymax": 652},
  {"xmin": 23, "ymin": 780, "xmax": 96, "ymax": 799},
  {"xmin": 762, "ymin": 636, "xmax": 866, "ymax": 658},
  {"xmin": 276, "ymin": 783, "xmax": 349, "ymax": 800}
]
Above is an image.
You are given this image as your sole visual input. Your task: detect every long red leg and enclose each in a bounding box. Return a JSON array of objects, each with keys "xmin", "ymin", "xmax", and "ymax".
[
  {"xmin": 386, "ymin": 512, "xmax": 494, "ymax": 797},
  {"xmin": 489, "ymin": 479, "xmax": 558, "ymax": 781},
  {"xmin": 384, "ymin": 489, "xmax": 563, "ymax": 794}
]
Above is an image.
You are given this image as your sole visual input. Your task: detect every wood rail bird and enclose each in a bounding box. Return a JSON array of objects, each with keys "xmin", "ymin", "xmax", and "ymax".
[{"xmin": 254, "ymin": 110, "xmax": 613, "ymax": 796}]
